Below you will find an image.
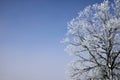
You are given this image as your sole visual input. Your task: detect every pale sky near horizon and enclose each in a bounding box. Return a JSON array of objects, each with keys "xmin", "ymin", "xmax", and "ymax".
[{"xmin": 0, "ymin": 0, "xmax": 103, "ymax": 80}]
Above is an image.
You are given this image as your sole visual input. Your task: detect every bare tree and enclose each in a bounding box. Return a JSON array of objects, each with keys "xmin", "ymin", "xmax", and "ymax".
[{"xmin": 63, "ymin": 0, "xmax": 120, "ymax": 80}]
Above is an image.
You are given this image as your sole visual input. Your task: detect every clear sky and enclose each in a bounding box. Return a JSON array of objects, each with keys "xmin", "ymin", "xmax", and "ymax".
[{"xmin": 0, "ymin": 0, "xmax": 103, "ymax": 80}]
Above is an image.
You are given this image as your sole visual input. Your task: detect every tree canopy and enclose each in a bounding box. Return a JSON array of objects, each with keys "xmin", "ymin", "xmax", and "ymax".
[{"xmin": 63, "ymin": 0, "xmax": 120, "ymax": 80}]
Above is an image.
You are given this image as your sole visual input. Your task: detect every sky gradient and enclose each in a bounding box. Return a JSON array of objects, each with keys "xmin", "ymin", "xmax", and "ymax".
[{"xmin": 0, "ymin": 0, "xmax": 103, "ymax": 80}]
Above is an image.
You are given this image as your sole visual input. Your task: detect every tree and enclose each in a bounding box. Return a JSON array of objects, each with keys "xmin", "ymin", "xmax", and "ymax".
[{"xmin": 63, "ymin": 0, "xmax": 120, "ymax": 80}]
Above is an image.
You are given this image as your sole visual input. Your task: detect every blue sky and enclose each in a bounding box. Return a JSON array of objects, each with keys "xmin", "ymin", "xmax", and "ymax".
[{"xmin": 0, "ymin": 0, "xmax": 103, "ymax": 80}]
